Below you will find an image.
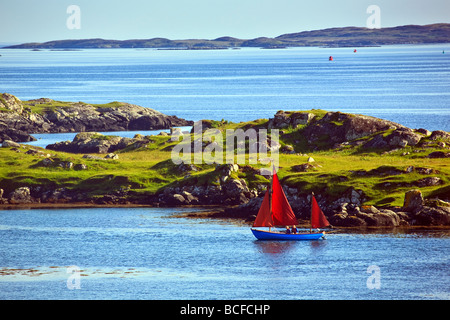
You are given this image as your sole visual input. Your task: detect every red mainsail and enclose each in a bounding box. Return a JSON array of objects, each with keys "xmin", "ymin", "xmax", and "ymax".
[
  {"xmin": 310, "ymin": 195, "xmax": 330, "ymax": 228},
  {"xmin": 252, "ymin": 172, "xmax": 298, "ymax": 227}
]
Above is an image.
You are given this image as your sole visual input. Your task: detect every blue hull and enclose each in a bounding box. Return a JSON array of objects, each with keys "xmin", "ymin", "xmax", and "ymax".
[{"xmin": 251, "ymin": 229, "xmax": 325, "ymax": 241}]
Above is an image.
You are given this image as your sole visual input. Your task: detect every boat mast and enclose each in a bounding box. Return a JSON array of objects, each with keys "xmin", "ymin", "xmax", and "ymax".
[
  {"xmin": 268, "ymin": 165, "xmax": 274, "ymax": 232},
  {"xmin": 310, "ymin": 192, "xmax": 314, "ymax": 233}
]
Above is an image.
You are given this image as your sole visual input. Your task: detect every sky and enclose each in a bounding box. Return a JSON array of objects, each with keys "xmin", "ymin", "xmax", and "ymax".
[{"xmin": 1, "ymin": 0, "xmax": 449, "ymax": 43}]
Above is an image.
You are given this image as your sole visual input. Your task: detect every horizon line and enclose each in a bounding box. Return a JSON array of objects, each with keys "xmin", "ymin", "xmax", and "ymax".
[{"xmin": 5, "ymin": 22, "xmax": 449, "ymax": 46}]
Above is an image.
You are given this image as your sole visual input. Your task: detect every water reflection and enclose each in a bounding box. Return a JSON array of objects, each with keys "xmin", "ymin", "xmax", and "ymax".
[
  {"xmin": 253, "ymin": 240, "xmax": 297, "ymax": 255},
  {"xmin": 309, "ymin": 239, "xmax": 328, "ymax": 253},
  {"xmin": 253, "ymin": 239, "xmax": 328, "ymax": 255}
]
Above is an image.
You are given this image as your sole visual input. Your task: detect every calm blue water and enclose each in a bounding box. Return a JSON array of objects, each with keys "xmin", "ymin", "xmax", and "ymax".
[
  {"xmin": 0, "ymin": 45, "xmax": 449, "ymax": 131},
  {"xmin": 0, "ymin": 207, "xmax": 448, "ymax": 300},
  {"xmin": 1, "ymin": 46, "xmax": 449, "ymax": 300},
  {"xmin": 22, "ymin": 126, "xmax": 192, "ymax": 148}
]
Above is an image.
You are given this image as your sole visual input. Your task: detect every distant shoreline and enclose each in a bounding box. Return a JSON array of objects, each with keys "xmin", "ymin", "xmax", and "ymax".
[{"xmin": 3, "ymin": 23, "xmax": 450, "ymax": 50}]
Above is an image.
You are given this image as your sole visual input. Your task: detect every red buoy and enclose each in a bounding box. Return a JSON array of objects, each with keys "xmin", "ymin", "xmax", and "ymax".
[{"xmin": 329, "ymin": 56, "xmax": 333, "ymax": 61}]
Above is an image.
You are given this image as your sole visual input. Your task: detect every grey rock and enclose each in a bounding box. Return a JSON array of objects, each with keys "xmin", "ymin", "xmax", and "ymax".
[
  {"xmin": 105, "ymin": 153, "xmax": 119, "ymax": 159},
  {"xmin": 403, "ymin": 189, "xmax": 424, "ymax": 212},
  {"xmin": 9, "ymin": 187, "xmax": 32, "ymax": 204},
  {"xmin": 416, "ymin": 177, "xmax": 442, "ymax": 187},
  {"xmin": 429, "ymin": 130, "xmax": 450, "ymax": 141},
  {"xmin": 2, "ymin": 140, "xmax": 21, "ymax": 148},
  {"xmin": 82, "ymin": 154, "xmax": 105, "ymax": 160},
  {"xmin": 410, "ymin": 206, "xmax": 450, "ymax": 226},
  {"xmin": 268, "ymin": 111, "xmax": 315, "ymax": 129},
  {"xmin": 48, "ymin": 132, "xmax": 133, "ymax": 154}
]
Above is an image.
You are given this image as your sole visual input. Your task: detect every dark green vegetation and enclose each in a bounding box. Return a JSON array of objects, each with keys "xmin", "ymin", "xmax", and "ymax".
[{"xmin": 5, "ymin": 24, "xmax": 450, "ymax": 49}]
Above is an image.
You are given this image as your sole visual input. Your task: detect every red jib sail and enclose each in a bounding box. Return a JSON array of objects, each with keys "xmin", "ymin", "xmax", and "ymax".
[
  {"xmin": 253, "ymin": 172, "xmax": 298, "ymax": 227},
  {"xmin": 311, "ymin": 195, "xmax": 330, "ymax": 228},
  {"xmin": 252, "ymin": 190, "xmax": 272, "ymax": 227}
]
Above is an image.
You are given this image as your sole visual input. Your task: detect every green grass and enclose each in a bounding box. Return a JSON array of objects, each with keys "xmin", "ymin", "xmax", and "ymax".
[
  {"xmin": 21, "ymin": 99, "xmax": 127, "ymax": 115},
  {"xmin": 0, "ymin": 116, "xmax": 449, "ymax": 207},
  {"xmin": 277, "ymin": 150, "xmax": 449, "ymax": 206}
]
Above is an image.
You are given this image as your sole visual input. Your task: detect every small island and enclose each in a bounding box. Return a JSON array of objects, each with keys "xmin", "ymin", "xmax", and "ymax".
[
  {"xmin": 4, "ymin": 23, "xmax": 450, "ymax": 50},
  {"xmin": 1, "ymin": 93, "xmax": 449, "ymax": 228},
  {"xmin": 0, "ymin": 93, "xmax": 192, "ymax": 142}
]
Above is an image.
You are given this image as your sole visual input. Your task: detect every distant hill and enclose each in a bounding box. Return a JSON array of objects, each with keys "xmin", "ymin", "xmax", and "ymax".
[
  {"xmin": 276, "ymin": 23, "xmax": 450, "ymax": 47},
  {"xmin": 4, "ymin": 23, "xmax": 450, "ymax": 49}
]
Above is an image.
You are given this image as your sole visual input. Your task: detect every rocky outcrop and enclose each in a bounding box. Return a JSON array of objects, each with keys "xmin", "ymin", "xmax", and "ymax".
[
  {"xmin": 8, "ymin": 187, "xmax": 33, "ymax": 204},
  {"xmin": 0, "ymin": 93, "xmax": 193, "ymax": 142},
  {"xmin": 220, "ymin": 181, "xmax": 450, "ymax": 227},
  {"xmin": 323, "ymin": 189, "xmax": 450, "ymax": 227},
  {"xmin": 403, "ymin": 189, "xmax": 424, "ymax": 211},
  {"xmin": 408, "ymin": 205, "xmax": 450, "ymax": 226},
  {"xmin": 268, "ymin": 111, "xmax": 315, "ymax": 129},
  {"xmin": 2, "ymin": 140, "xmax": 21, "ymax": 148},
  {"xmin": 328, "ymin": 204, "xmax": 405, "ymax": 227},
  {"xmin": 268, "ymin": 110, "xmax": 431, "ymax": 152},
  {"xmin": 158, "ymin": 163, "xmax": 257, "ymax": 206},
  {"xmin": 362, "ymin": 128, "xmax": 423, "ymax": 150},
  {"xmin": 0, "ymin": 129, "xmax": 36, "ymax": 143},
  {"xmin": 0, "ymin": 93, "xmax": 23, "ymax": 113},
  {"xmin": 47, "ymin": 132, "xmax": 137, "ymax": 154},
  {"xmin": 45, "ymin": 131, "xmax": 175, "ymax": 154},
  {"xmin": 1, "ymin": 175, "xmax": 448, "ymax": 227}
]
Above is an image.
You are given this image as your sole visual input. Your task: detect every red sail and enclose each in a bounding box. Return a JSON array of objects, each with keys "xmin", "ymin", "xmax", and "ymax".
[
  {"xmin": 271, "ymin": 172, "xmax": 298, "ymax": 226},
  {"xmin": 311, "ymin": 195, "xmax": 330, "ymax": 228},
  {"xmin": 252, "ymin": 190, "xmax": 272, "ymax": 227},
  {"xmin": 252, "ymin": 172, "xmax": 298, "ymax": 227}
]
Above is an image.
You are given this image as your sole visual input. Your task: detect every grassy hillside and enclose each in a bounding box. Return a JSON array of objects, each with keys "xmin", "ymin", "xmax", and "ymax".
[{"xmin": 1, "ymin": 111, "xmax": 448, "ymax": 207}]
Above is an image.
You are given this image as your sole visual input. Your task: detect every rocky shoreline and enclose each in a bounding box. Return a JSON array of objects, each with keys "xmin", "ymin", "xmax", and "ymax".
[
  {"xmin": 1, "ymin": 93, "xmax": 449, "ymax": 228},
  {"xmin": 0, "ymin": 93, "xmax": 193, "ymax": 143},
  {"xmin": 1, "ymin": 162, "xmax": 449, "ymax": 228}
]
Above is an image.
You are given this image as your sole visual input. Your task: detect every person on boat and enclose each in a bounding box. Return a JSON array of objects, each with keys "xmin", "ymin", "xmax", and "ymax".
[
  {"xmin": 285, "ymin": 226, "xmax": 291, "ymax": 234},
  {"xmin": 291, "ymin": 226, "xmax": 298, "ymax": 234}
]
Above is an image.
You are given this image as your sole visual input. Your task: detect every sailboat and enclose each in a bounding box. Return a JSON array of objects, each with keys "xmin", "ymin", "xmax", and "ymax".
[{"xmin": 251, "ymin": 170, "xmax": 330, "ymax": 240}]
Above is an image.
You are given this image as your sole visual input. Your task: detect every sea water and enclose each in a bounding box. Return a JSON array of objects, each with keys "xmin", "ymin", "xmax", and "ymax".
[
  {"xmin": 0, "ymin": 45, "xmax": 449, "ymax": 301},
  {"xmin": 0, "ymin": 45, "xmax": 449, "ymax": 131},
  {"xmin": 0, "ymin": 207, "xmax": 448, "ymax": 300}
]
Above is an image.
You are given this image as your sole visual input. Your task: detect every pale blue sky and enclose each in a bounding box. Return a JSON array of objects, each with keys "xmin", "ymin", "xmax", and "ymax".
[{"xmin": 1, "ymin": 0, "xmax": 449, "ymax": 43}]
